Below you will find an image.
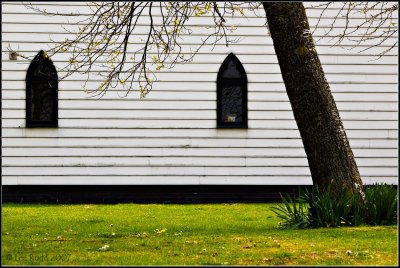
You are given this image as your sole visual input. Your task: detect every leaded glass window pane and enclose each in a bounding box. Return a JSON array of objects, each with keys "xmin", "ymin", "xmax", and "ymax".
[
  {"xmin": 26, "ymin": 50, "xmax": 58, "ymax": 128},
  {"xmin": 221, "ymin": 60, "xmax": 242, "ymax": 78},
  {"xmin": 31, "ymin": 80, "xmax": 56, "ymax": 121},
  {"xmin": 217, "ymin": 53, "xmax": 247, "ymax": 128},
  {"xmin": 221, "ymin": 85, "xmax": 243, "ymax": 123}
]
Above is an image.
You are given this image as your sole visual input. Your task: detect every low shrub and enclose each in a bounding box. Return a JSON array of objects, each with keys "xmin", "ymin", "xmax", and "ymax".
[{"xmin": 272, "ymin": 183, "xmax": 397, "ymax": 229}]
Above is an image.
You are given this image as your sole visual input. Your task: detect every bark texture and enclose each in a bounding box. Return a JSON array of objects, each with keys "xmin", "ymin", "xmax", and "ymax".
[{"xmin": 263, "ymin": 2, "xmax": 365, "ymax": 198}]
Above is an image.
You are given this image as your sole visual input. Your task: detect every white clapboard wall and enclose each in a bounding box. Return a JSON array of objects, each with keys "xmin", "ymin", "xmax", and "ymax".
[{"xmin": 2, "ymin": 2, "xmax": 398, "ymax": 185}]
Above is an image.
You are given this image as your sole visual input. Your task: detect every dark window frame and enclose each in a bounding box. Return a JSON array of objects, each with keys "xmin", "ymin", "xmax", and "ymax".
[
  {"xmin": 217, "ymin": 53, "xmax": 248, "ymax": 128},
  {"xmin": 26, "ymin": 50, "xmax": 58, "ymax": 128}
]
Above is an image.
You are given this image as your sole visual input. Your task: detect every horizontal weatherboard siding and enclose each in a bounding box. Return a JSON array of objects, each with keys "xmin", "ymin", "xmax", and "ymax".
[{"xmin": 1, "ymin": 1, "xmax": 398, "ymax": 186}]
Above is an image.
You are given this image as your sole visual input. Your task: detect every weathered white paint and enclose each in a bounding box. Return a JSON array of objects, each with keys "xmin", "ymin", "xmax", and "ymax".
[{"xmin": 1, "ymin": 1, "xmax": 398, "ymax": 185}]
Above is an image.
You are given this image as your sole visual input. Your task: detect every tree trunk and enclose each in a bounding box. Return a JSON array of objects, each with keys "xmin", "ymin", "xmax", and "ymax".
[{"xmin": 263, "ymin": 2, "xmax": 365, "ymax": 199}]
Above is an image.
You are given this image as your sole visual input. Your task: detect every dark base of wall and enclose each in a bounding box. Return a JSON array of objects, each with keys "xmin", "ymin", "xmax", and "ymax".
[{"xmin": 2, "ymin": 185, "xmax": 312, "ymax": 204}]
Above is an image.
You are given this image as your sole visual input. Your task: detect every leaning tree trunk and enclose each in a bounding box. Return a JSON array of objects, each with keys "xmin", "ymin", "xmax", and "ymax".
[{"xmin": 263, "ymin": 2, "xmax": 365, "ymax": 199}]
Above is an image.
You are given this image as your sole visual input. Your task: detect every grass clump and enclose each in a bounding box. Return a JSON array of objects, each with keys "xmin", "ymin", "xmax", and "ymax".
[{"xmin": 272, "ymin": 183, "xmax": 398, "ymax": 229}]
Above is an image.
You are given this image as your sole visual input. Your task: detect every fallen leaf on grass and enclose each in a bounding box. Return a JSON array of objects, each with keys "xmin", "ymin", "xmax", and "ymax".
[
  {"xmin": 154, "ymin": 228, "xmax": 167, "ymax": 234},
  {"xmin": 99, "ymin": 245, "xmax": 110, "ymax": 251},
  {"xmin": 262, "ymin": 258, "xmax": 271, "ymax": 263}
]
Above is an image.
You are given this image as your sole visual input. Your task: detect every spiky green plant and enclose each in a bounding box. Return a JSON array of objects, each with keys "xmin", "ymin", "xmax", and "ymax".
[
  {"xmin": 271, "ymin": 192, "xmax": 309, "ymax": 229},
  {"xmin": 273, "ymin": 183, "xmax": 398, "ymax": 229},
  {"xmin": 303, "ymin": 185, "xmax": 365, "ymax": 228},
  {"xmin": 365, "ymin": 183, "xmax": 397, "ymax": 225}
]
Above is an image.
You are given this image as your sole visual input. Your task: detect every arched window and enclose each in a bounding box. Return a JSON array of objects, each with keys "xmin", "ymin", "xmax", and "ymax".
[
  {"xmin": 26, "ymin": 50, "xmax": 58, "ymax": 128},
  {"xmin": 217, "ymin": 53, "xmax": 247, "ymax": 128}
]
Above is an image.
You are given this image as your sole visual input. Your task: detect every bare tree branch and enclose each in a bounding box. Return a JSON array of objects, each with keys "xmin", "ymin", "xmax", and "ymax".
[
  {"xmin": 8, "ymin": 2, "xmax": 398, "ymax": 97},
  {"xmin": 309, "ymin": 2, "xmax": 398, "ymax": 60},
  {"xmin": 9, "ymin": 2, "xmax": 253, "ymax": 97}
]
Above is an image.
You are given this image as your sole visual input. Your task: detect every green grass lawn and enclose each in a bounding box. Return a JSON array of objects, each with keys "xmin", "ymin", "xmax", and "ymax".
[{"xmin": 2, "ymin": 203, "xmax": 398, "ymax": 266}]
